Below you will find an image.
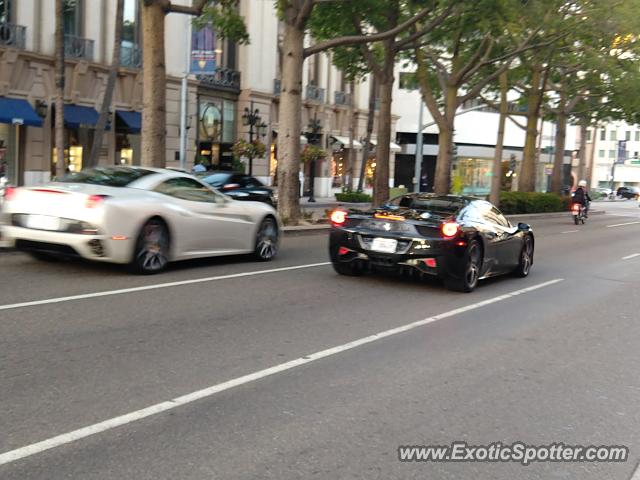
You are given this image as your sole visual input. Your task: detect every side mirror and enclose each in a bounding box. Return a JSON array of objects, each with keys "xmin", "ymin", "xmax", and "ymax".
[{"xmin": 517, "ymin": 222, "xmax": 531, "ymax": 231}]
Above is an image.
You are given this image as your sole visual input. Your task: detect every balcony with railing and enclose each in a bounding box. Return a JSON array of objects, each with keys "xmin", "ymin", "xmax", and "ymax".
[
  {"xmin": 305, "ymin": 84, "xmax": 325, "ymax": 103},
  {"xmin": 64, "ymin": 34, "xmax": 94, "ymax": 60},
  {"xmin": 196, "ymin": 68, "xmax": 241, "ymax": 93},
  {"xmin": 334, "ymin": 91, "xmax": 352, "ymax": 106},
  {"xmin": 120, "ymin": 42, "xmax": 142, "ymax": 69},
  {"xmin": 273, "ymin": 78, "xmax": 281, "ymax": 96},
  {"xmin": 0, "ymin": 22, "xmax": 26, "ymax": 49}
]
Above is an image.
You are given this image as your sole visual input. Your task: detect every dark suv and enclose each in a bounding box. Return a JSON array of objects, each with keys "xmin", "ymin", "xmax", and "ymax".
[{"xmin": 616, "ymin": 186, "xmax": 640, "ymax": 200}]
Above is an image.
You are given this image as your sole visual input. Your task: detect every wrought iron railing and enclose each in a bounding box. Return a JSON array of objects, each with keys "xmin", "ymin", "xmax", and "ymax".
[
  {"xmin": 64, "ymin": 34, "xmax": 94, "ymax": 60},
  {"xmin": 334, "ymin": 91, "xmax": 352, "ymax": 106},
  {"xmin": 197, "ymin": 68, "xmax": 241, "ymax": 93},
  {"xmin": 120, "ymin": 42, "xmax": 142, "ymax": 69},
  {"xmin": 0, "ymin": 22, "xmax": 26, "ymax": 49},
  {"xmin": 305, "ymin": 84, "xmax": 325, "ymax": 103}
]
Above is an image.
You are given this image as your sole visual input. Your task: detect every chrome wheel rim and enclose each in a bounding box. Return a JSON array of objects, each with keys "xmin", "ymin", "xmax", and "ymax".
[
  {"xmin": 137, "ymin": 221, "xmax": 168, "ymax": 271},
  {"xmin": 466, "ymin": 244, "xmax": 480, "ymax": 288},
  {"xmin": 521, "ymin": 237, "xmax": 532, "ymax": 275},
  {"xmin": 257, "ymin": 219, "xmax": 278, "ymax": 260}
]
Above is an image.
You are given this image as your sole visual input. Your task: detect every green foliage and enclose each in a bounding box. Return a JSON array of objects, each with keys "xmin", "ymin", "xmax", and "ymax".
[
  {"xmin": 196, "ymin": 1, "xmax": 249, "ymax": 44},
  {"xmin": 232, "ymin": 138, "xmax": 266, "ymax": 160},
  {"xmin": 231, "ymin": 156, "xmax": 246, "ymax": 173},
  {"xmin": 498, "ymin": 191, "xmax": 568, "ymax": 214},
  {"xmin": 335, "ymin": 191, "xmax": 373, "ymax": 203},
  {"xmin": 300, "ymin": 144, "xmax": 327, "ymax": 164}
]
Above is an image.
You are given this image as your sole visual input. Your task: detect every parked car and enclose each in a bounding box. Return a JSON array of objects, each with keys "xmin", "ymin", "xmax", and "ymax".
[
  {"xmin": 593, "ymin": 187, "xmax": 612, "ymax": 196},
  {"xmin": 329, "ymin": 193, "xmax": 534, "ymax": 293},
  {"xmin": 197, "ymin": 172, "xmax": 276, "ymax": 206},
  {"xmin": 1, "ymin": 167, "xmax": 280, "ymax": 273},
  {"xmin": 616, "ymin": 186, "xmax": 640, "ymax": 200}
]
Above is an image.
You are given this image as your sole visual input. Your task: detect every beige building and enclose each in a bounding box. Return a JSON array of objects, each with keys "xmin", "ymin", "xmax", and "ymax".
[{"xmin": 0, "ymin": 0, "xmax": 398, "ymax": 197}]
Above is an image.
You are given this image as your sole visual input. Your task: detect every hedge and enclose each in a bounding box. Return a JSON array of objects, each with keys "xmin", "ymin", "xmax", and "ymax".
[
  {"xmin": 335, "ymin": 192, "xmax": 372, "ymax": 203},
  {"xmin": 499, "ymin": 191, "xmax": 571, "ymax": 214}
]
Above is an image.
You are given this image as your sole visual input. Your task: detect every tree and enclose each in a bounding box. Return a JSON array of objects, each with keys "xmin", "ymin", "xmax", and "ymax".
[
  {"xmin": 275, "ymin": 0, "xmax": 438, "ymax": 222},
  {"xmin": 412, "ymin": 0, "xmax": 561, "ymax": 195},
  {"xmin": 88, "ymin": 0, "xmax": 125, "ymax": 168},
  {"xmin": 54, "ymin": 0, "xmax": 65, "ymax": 178},
  {"xmin": 140, "ymin": 0, "xmax": 248, "ymax": 168}
]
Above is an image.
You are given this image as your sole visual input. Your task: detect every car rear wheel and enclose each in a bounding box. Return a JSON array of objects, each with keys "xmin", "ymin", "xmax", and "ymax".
[
  {"xmin": 513, "ymin": 235, "xmax": 533, "ymax": 278},
  {"xmin": 131, "ymin": 219, "xmax": 170, "ymax": 274},
  {"xmin": 445, "ymin": 240, "xmax": 481, "ymax": 293},
  {"xmin": 254, "ymin": 217, "xmax": 279, "ymax": 261}
]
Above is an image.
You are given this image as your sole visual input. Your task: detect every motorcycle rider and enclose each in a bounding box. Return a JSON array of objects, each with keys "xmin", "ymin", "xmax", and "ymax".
[{"xmin": 572, "ymin": 180, "xmax": 591, "ymax": 217}]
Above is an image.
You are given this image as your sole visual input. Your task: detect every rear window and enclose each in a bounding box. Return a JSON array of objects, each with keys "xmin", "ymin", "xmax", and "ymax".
[{"xmin": 59, "ymin": 167, "xmax": 154, "ymax": 187}]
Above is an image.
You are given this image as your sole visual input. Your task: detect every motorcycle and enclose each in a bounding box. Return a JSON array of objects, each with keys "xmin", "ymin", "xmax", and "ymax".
[{"xmin": 571, "ymin": 202, "xmax": 586, "ymax": 225}]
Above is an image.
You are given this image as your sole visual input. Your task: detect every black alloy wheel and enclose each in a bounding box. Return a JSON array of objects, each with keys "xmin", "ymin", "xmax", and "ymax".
[
  {"xmin": 254, "ymin": 217, "xmax": 279, "ymax": 261},
  {"xmin": 446, "ymin": 240, "xmax": 482, "ymax": 292},
  {"xmin": 132, "ymin": 219, "xmax": 170, "ymax": 274},
  {"xmin": 514, "ymin": 235, "xmax": 533, "ymax": 278}
]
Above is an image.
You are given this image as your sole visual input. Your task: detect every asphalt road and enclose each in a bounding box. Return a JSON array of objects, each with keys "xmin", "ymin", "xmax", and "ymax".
[{"xmin": 1, "ymin": 201, "xmax": 640, "ymax": 479}]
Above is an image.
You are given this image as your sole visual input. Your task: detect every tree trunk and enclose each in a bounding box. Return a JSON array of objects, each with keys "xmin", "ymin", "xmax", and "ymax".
[
  {"xmin": 89, "ymin": 0, "xmax": 124, "ymax": 168},
  {"xmin": 576, "ymin": 119, "xmax": 588, "ymax": 184},
  {"xmin": 490, "ymin": 71, "xmax": 508, "ymax": 206},
  {"xmin": 372, "ymin": 54, "xmax": 394, "ymax": 206},
  {"xmin": 550, "ymin": 110, "xmax": 567, "ymax": 194},
  {"xmin": 141, "ymin": 1, "xmax": 167, "ymax": 167},
  {"xmin": 358, "ymin": 78, "xmax": 377, "ymax": 193},
  {"xmin": 276, "ymin": 22, "xmax": 304, "ymax": 223},
  {"xmin": 433, "ymin": 85, "xmax": 457, "ymax": 194},
  {"xmin": 54, "ymin": 0, "xmax": 65, "ymax": 178},
  {"xmin": 519, "ymin": 66, "xmax": 542, "ymax": 192}
]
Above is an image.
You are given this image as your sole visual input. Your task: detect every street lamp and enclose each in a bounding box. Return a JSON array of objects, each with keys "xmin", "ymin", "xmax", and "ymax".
[
  {"xmin": 305, "ymin": 115, "xmax": 322, "ymax": 202},
  {"xmin": 241, "ymin": 101, "xmax": 266, "ymax": 175}
]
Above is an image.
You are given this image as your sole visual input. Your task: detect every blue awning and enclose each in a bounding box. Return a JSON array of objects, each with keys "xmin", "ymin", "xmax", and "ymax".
[
  {"xmin": 116, "ymin": 110, "xmax": 141, "ymax": 134},
  {"xmin": 63, "ymin": 104, "xmax": 101, "ymax": 129},
  {"xmin": 0, "ymin": 97, "xmax": 43, "ymax": 127}
]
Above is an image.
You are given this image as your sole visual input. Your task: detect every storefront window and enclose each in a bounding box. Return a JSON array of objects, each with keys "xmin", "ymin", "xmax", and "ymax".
[
  {"xmin": 222, "ymin": 100, "xmax": 235, "ymax": 143},
  {"xmin": 452, "ymin": 158, "xmax": 492, "ymax": 196},
  {"xmin": 0, "ymin": 124, "xmax": 17, "ymax": 185}
]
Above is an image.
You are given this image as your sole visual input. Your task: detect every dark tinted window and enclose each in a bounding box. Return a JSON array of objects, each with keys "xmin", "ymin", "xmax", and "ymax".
[
  {"xmin": 388, "ymin": 195, "xmax": 464, "ymax": 216},
  {"xmin": 243, "ymin": 176, "xmax": 264, "ymax": 188},
  {"xmin": 476, "ymin": 201, "xmax": 510, "ymax": 228},
  {"xmin": 60, "ymin": 167, "xmax": 154, "ymax": 187},
  {"xmin": 154, "ymin": 177, "xmax": 220, "ymax": 203},
  {"xmin": 200, "ymin": 173, "xmax": 232, "ymax": 187}
]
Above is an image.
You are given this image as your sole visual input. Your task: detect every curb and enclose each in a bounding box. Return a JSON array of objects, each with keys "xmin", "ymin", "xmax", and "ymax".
[{"xmin": 283, "ymin": 210, "xmax": 606, "ymax": 234}]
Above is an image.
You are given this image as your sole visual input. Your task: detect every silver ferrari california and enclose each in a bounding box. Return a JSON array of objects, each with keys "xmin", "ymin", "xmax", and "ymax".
[{"xmin": 0, "ymin": 166, "xmax": 281, "ymax": 273}]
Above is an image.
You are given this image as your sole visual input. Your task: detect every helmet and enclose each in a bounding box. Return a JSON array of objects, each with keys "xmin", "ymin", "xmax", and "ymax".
[{"xmin": 578, "ymin": 180, "xmax": 587, "ymax": 187}]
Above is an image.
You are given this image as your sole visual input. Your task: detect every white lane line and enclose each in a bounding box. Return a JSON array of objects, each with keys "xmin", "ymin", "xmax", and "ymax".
[
  {"xmin": 622, "ymin": 253, "xmax": 640, "ymax": 260},
  {"xmin": 561, "ymin": 230, "xmax": 579, "ymax": 234},
  {"xmin": 0, "ymin": 278, "xmax": 563, "ymax": 467},
  {"xmin": 0, "ymin": 262, "xmax": 331, "ymax": 312},
  {"xmin": 631, "ymin": 460, "xmax": 640, "ymax": 480},
  {"xmin": 607, "ymin": 221, "xmax": 640, "ymax": 228}
]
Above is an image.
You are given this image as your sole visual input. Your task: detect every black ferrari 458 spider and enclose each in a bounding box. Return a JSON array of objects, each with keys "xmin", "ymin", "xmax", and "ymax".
[{"xmin": 329, "ymin": 193, "xmax": 534, "ymax": 292}]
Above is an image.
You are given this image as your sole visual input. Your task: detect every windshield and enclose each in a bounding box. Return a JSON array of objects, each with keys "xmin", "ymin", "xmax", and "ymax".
[
  {"xmin": 59, "ymin": 167, "xmax": 155, "ymax": 187},
  {"xmin": 200, "ymin": 173, "xmax": 232, "ymax": 187}
]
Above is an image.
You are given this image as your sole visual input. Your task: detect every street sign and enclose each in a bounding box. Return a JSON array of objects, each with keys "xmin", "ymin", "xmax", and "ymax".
[
  {"xmin": 191, "ymin": 26, "xmax": 217, "ymax": 74},
  {"xmin": 617, "ymin": 140, "xmax": 627, "ymax": 164}
]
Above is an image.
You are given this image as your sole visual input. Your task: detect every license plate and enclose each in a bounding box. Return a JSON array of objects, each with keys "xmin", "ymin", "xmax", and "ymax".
[
  {"xmin": 25, "ymin": 215, "xmax": 61, "ymax": 231},
  {"xmin": 370, "ymin": 237, "xmax": 397, "ymax": 253}
]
